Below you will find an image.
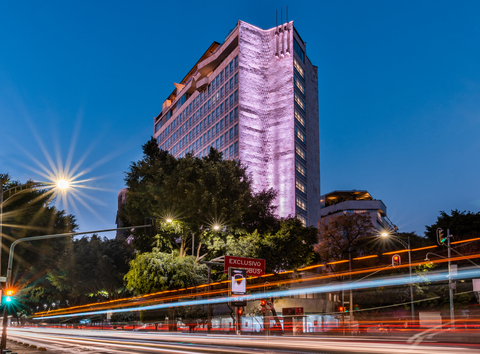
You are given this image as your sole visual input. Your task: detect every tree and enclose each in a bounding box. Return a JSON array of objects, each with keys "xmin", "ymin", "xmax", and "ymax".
[
  {"xmin": 425, "ymin": 210, "xmax": 480, "ymax": 261},
  {"xmin": 426, "ymin": 210, "xmax": 480, "ymax": 242},
  {"xmin": 203, "ymin": 218, "xmax": 318, "ymax": 273},
  {"xmin": 0, "ymin": 175, "xmax": 78, "ymax": 308},
  {"xmin": 315, "ymin": 212, "xmax": 375, "ymax": 268},
  {"xmin": 45, "ymin": 235, "xmax": 134, "ymax": 305},
  {"xmin": 124, "ymin": 249, "xmax": 207, "ymax": 294},
  {"xmin": 119, "ymin": 138, "xmax": 279, "ymax": 255}
]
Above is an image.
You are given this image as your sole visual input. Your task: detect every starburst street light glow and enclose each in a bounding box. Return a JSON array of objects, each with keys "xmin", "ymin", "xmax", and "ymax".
[{"xmin": 56, "ymin": 179, "xmax": 69, "ymax": 190}]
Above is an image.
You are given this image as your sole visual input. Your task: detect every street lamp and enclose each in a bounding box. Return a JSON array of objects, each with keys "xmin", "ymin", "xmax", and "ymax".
[
  {"xmin": 56, "ymin": 180, "xmax": 69, "ymax": 190},
  {"xmin": 381, "ymin": 231, "xmax": 415, "ymax": 324}
]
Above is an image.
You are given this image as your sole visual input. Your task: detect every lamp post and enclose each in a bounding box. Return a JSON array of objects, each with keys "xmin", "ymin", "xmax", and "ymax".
[
  {"xmin": 381, "ymin": 232, "xmax": 415, "ymax": 324},
  {"xmin": 0, "ymin": 224, "xmax": 151, "ymax": 351},
  {"xmin": 0, "ymin": 181, "xmax": 52, "ymax": 275}
]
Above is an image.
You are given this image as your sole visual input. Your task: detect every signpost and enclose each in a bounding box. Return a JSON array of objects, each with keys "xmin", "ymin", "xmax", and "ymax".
[
  {"xmin": 225, "ymin": 256, "xmax": 265, "ymax": 335},
  {"xmin": 224, "ymin": 256, "xmax": 265, "ymax": 276}
]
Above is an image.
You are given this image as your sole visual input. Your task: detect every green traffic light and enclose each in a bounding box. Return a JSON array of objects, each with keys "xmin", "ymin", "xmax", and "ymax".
[{"xmin": 5, "ymin": 297, "xmax": 11, "ymax": 303}]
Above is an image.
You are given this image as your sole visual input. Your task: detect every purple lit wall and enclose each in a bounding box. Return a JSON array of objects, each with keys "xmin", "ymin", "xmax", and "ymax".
[{"xmin": 238, "ymin": 21, "xmax": 296, "ymax": 219}]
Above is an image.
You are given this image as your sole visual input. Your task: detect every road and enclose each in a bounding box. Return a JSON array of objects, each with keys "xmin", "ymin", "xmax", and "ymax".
[{"xmin": 7, "ymin": 327, "xmax": 480, "ymax": 353}]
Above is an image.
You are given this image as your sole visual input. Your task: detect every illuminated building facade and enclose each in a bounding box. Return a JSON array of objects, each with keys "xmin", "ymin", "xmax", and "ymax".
[{"xmin": 153, "ymin": 20, "xmax": 320, "ymax": 226}]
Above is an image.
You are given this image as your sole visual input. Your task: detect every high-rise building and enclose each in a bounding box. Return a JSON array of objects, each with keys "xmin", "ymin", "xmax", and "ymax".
[{"xmin": 153, "ymin": 20, "xmax": 320, "ymax": 226}]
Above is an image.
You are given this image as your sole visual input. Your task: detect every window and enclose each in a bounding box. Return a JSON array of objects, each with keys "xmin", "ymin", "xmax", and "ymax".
[
  {"xmin": 234, "ymin": 107, "xmax": 238, "ymax": 117},
  {"xmin": 296, "ymin": 196, "xmax": 307, "ymax": 211},
  {"xmin": 216, "ymin": 123, "xmax": 219, "ymax": 133},
  {"xmin": 220, "ymin": 135, "xmax": 224, "ymax": 145},
  {"xmin": 296, "ymin": 160, "xmax": 306, "ymax": 176},
  {"xmin": 234, "ymin": 124, "xmax": 238, "ymax": 135},
  {"xmin": 295, "ymin": 126, "xmax": 306, "ymax": 144},
  {"xmin": 295, "ymin": 93, "xmax": 306, "ymax": 111},
  {"xmin": 207, "ymin": 130, "xmax": 210, "ymax": 139},
  {"xmin": 215, "ymin": 139, "xmax": 219, "ymax": 149},
  {"xmin": 220, "ymin": 119, "xmax": 224, "ymax": 129},
  {"xmin": 224, "ymin": 148, "xmax": 228, "ymax": 158},
  {"xmin": 234, "ymin": 72, "xmax": 238, "ymax": 84},
  {"xmin": 296, "ymin": 144, "xmax": 306, "ymax": 160},
  {"xmin": 234, "ymin": 55, "xmax": 238, "ymax": 67},
  {"xmin": 229, "ymin": 128, "xmax": 233, "ymax": 138},
  {"xmin": 295, "ymin": 109, "xmax": 305, "ymax": 127},
  {"xmin": 234, "ymin": 90, "xmax": 238, "ymax": 101},
  {"xmin": 200, "ymin": 122, "xmax": 203, "ymax": 130},
  {"xmin": 224, "ymin": 132, "xmax": 228, "ymax": 142},
  {"xmin": 294, "ymin": 38, "xmax": 305, "ymax": 62},
  {"xmin": 155, "ymin": 120, "xmax": 163, "ymax": 133},
  {"xmin": 296, "ymin": 179, "xmax": 307, "ymax": 194},
  {"xmin": 294, "ymin": 57, "xmax": 305, "ymax": 78},
  {"xmin": 229, "ymin": 94, "xmax": 233, "ymax": 105},
  {"xmin": 229, "ymin": 145, "xmax": 233, "ymax": 156},
  {"xmin": 234, "ymin": 141, "xmax": 238, "ymax": 152},
  {"xmin": 220, "ymin": 103, "xmax": 224, "ymax": 113},
  {"xmin": 229, "ymin": 61, "xmax": 233, "ymax": 73},
  {"xmin": 297, "ymin": 214, "xmax": 307, "ymax": 226},
  {"xmin": 295, "ymin": 76, "xmax": 305, "ymax": 95},
  {"xmin": 230, "ymin": 78, "xmax": 233, "ymax": 89},
  {"xmin": 220, "ymin": 72, "xmax": 224, "ymax": 82},
  {"xmin": 220, "ymin": 87, "xmax": 224, "ymax": 97}
]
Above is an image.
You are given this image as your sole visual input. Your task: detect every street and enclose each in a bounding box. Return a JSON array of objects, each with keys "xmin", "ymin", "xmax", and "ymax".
[{"xmin": 6, "ymin": 327, "xmax": 480, "ymax": 353}]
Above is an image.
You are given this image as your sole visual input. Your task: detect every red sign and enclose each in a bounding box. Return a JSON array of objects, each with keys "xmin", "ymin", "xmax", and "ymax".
[{"xmin": 224, "ymin": 256, "xmax": 265, "ymax": 276}]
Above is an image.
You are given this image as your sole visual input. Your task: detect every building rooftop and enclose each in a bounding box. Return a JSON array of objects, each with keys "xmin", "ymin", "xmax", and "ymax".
[{"xmin": 321, "ymin": 190, "xmax": 372, "ymax": 207}]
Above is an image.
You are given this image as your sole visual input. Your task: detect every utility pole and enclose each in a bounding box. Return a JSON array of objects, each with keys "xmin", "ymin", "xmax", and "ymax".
[
  {"xmin": 407, "ymin": 234, "xmax": 414, "ymax": 325},
  {"xmin": 348, "ymin": 248, "xmax": 353, "ymax": 331},
  {"xmin": 447, "ymin": 229, "xmax": 454, "ymax": 327}
]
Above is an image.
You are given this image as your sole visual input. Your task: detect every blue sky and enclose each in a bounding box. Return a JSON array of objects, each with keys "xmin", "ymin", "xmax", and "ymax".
[{"xmin": 1, "ymin": 0, "xmax": 479, "ymax": 236}]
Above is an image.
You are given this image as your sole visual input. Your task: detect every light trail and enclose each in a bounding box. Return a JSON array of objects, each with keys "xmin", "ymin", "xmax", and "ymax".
[
  {"xmin": 35, "ymin": 251, "xmax": 480, "ymax": 318},
  {"xmin": 33, "ymin": 266, "xmax": 480, "ymax": 320},
  {"xmin": 36, "ymin": 236, "xmax": 480, "ymax": 317},
  {"xmin": 9, "ymin": 328, "xmax": 480, "ymax": 354}
]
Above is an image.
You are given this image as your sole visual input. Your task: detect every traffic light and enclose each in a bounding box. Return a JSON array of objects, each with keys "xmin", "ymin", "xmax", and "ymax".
[
  {"xmin": 237, "ymin": 307, "xmax": 244, "ymax": 316},
  {"xmin": 392, "ymin": 254, "xmax": 401, "ymax": 267},
  {"xmin": 260, "ymin": 299, "xmax": 266, "ymax": 307},
  {"xmin": 338, "ymin": 305, "xmax": 346, "ymax": 312},
  {"xmin": 144, "ymin": 217, "xmax": 157, "ymax": 238},
  {"xmin": 437, "ymin": 228, "xmax": 446, "ymax": 245},
  {"xmin": 3, "ymin": 289, "xmax": 14, "ymax": 304}
]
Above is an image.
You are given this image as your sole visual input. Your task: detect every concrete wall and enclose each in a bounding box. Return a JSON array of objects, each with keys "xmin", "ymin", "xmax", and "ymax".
[{"xmin": 304, "ymin": 53, "xmax": 321, "ymax": 226}]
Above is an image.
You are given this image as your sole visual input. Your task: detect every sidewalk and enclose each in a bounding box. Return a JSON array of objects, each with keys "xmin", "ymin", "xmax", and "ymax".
[{"xmin": 5, "ymin": 339, "xmax": 47, "ymax": 353}]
